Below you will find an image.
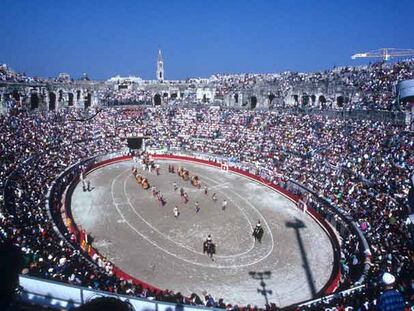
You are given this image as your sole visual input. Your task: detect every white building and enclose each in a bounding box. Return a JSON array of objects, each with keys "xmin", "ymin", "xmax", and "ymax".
[
  {"xmin": 196, "ymin": 87, "xmax": 215, "ymax": 102},
  {"xmin": 57, "ymin": 73, "xmax": 71, "ymax": 82},
  {"xmin": 107, "ymin": 75, "xmax": 143, "ymax": 84}
]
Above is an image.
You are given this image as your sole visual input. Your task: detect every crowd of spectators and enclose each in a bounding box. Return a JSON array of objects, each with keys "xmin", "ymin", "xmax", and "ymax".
[
  {"xmin": 3, "ymin": 59, "xmax": 413, "ymax": 112},
  {"xmin": 0, "ymin": 64, "xmax": 46, "ymax": 84},
  {"xmin": 0, "ymin": 107, "xmax": 230, "ymax": 309},
  {"xmin": 97, "ymin": 86, "xmax": 154, "ymax": 105},
  {"xmin": 95, "ymin": 60, "xmax": 414, "ymax": 111},
  {"xmin": 209, "ymin": 60, "xmax": 414, "ymax": 111},
  {"xmin": 0, "ymin": 100, "xmax": 413, "ymax": 310},
  {"xmin": 113, "ymin": 106, "xmax": 414, "ymax": 309}
]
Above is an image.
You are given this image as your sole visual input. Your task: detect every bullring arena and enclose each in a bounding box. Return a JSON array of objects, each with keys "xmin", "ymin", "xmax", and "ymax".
[
  {"xmin": 71, "ymin": 155, "xmax": 336, "ymax": 307},
  {"xmin": 2, "ymin": 2, "xmax": 414, "ymax": 309}
]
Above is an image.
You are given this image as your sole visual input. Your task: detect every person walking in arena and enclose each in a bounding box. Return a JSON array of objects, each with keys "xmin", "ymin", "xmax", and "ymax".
[
  {"xmin": 195, "ymin": 201, "xmax": 200, "ymax": 213},
  {"xmin": 173, "ymin": 206, "xmax": 180, "ymax": 218},
  {"xmin": 155, "ymin": 164, "xmax": 160, "ymax": 176},
  {"xmin": 221, "ymin": 199, "xmax": 227, "ymax": 211},
  {"xmin": 183, "ymin": 192, "xmax": 189, "ymax": 204}
]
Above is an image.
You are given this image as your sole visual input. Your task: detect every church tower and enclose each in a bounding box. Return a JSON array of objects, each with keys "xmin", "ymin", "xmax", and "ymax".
[{"xmin": 156, "ymin": 49, "xmax": 164, "ymax": 82}]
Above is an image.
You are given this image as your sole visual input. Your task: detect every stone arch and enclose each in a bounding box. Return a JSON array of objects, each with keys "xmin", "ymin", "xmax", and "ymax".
[
  {"xmin": 336, "ymin": 95, "xmax": 345, "ymax": 108},
  {"xmin": 250, "ymin": 96, "xmax": 257, "ymax": 109},
  {"xmin": 68, "ymin": 92, "xmax": 74, "ymax": 106},
  {"xmin": 319, "ymin": 95, "xmax": 327, "ymax": 109},
  {"xmin": 49, "ymin": 92, "xmax": 56, "ymax": 110},
  {"xmin": 154, "ymin": 93, "xmax": 162, "ymax": 106},
  {"xmin": 293, "ymin": 94, "xmax": 299, "ymax": 105},
  {"xmin": 268, "ymin": 93, "xmax": 275, "ymax": 107},
  {"xmin": 84, "ymin": 93, "xmax": 91, "ymax": 109},
  {"xmin": 12, "ymin": 90, "xmax": 20, "ymax": 102},
  {"xmin": 311, "ymin": 94, "xmax": 317, "ymax": 106},
  {"xmin": 302, "ymin": 94, "xmax": 310, "ymax": 106},
  {"xmin": 76, "ymin": 90, "xmax": 81, "ymax": 101},
  {"xmin": 30, "ymin": 92, "xmax": 39, "ymax": 110}
]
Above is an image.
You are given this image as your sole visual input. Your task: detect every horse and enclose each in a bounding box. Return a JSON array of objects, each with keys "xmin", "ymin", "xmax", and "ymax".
[
  {"xmin": 252, "ymin": 226, "xmax": 264, "ymax": 243},
  {"xmin": 178, "ymin": 167, "xmax": 184, "ymax": 177},
  {"xmin": 142, "ymin": 178, "xmax": 150, "ymax": 190},
  {"xmin": 203, "ymin": 240, "xmax": 216, "ymax": 260},
  {"xmin": 191, "ymin": 175, "xmax": 200, "ymax": 187}
]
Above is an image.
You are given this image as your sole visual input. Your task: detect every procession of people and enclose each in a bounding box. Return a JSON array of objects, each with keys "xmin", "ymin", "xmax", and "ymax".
[{"xmin": 130, "ymin": 152, "xmax": 266, "ymax": 262}]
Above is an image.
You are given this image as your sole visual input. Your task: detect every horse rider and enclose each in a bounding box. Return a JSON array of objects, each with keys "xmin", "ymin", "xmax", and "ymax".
[{"xmin": 252, "ymin": 220, "xmax": 264, "ymax": 243}]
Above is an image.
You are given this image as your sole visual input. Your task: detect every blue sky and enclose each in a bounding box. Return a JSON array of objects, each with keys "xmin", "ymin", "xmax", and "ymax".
[{"xmin": 0, "ymin": 0, "xmax": 413, "ymax": 80}]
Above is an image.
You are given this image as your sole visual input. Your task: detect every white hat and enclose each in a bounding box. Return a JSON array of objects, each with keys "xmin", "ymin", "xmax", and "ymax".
[{"xmin": 382, "ymin": 272, "xmax": 395, "ymax": 285}]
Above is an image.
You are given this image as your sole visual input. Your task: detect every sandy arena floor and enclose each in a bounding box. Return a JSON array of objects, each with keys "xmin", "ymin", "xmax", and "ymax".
[{"xmin": 71, "ymin": 159, "xmax": 334, "ymax": 307}]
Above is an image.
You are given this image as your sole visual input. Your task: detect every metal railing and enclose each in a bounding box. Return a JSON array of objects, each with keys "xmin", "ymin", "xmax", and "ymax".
[{"xmin": 19, "ymin": 275, "xmax": 216, "ymax": 311}]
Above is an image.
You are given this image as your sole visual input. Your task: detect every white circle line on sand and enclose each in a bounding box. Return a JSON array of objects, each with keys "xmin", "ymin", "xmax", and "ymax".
[
  {"xmin": 109, "ymin": 163, "xmax": 276, "ymax": 269},
  {"xmin": 123, "ymin": 166, "xmax": 262, "ymax": 259}
]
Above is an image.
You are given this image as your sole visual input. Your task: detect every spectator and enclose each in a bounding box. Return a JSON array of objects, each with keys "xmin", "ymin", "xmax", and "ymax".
[
  {"xmin": 377, "ymin": 273, "xmax": 405, "ymax": 311},
  {"xmin": 74, "ymin": 297, "xmax": 134, "ymax": 311}
]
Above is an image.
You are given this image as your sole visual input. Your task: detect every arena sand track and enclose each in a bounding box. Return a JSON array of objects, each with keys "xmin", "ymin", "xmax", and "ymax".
[{"xmin": 71, "ymin": 160, "xmax": 334, "ymax": 307}]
